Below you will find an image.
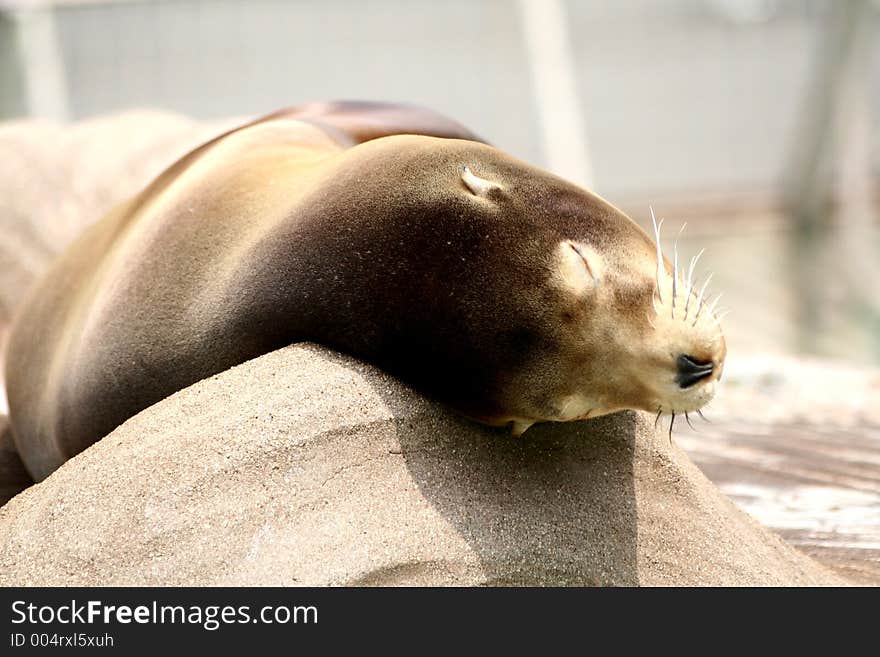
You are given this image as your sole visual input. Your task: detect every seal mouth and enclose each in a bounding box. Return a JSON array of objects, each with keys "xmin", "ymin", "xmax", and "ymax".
[{"xmin": 675, "ymin": 354, "xmax": 714, "ymax": 389}]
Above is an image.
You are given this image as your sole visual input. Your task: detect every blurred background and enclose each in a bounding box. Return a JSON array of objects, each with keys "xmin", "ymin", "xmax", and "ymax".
[
  {"xmin": 1, "ymin": 0, "xmax": 879, "ymax": 581},
  {"xmin": 0, "ymin": 0, "xmax": 878, "ymax": 364}
]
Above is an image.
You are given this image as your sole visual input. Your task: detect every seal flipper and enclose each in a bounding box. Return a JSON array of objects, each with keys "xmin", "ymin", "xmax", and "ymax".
[
  {"xmin": 510, "ymin": 420, "xmax": 534, "ymax": 438},
  {"xmin": 0, "ymin": 414, "xmax": 33, "ymax": 507},
  {"xmin": 1, "ymin": 322, "xmax": 35, "ymax": 503},
  {"xmin": 263, "ymin": 100, "xmax": 487, "ymax": 147}
]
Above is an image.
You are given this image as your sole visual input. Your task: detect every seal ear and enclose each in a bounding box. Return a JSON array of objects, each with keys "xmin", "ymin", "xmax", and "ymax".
[
  {"xmin": 461, "ymin": 165, "xmax": 502, "ymax": 198},
  {"xmin": 556, "ymin": 240, "xmax": 601, "ymax": 296}
]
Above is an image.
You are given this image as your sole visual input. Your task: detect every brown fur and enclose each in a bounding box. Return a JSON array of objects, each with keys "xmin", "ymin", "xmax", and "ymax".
[{"xmin": 5, "ymin": 102, "xmax": 723, "ymax": 482}]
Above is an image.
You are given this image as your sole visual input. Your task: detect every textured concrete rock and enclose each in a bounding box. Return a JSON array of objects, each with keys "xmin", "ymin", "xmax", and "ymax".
[{"xmin": 0, "ymin": 344, "xmax": 843, "ymax": 586}]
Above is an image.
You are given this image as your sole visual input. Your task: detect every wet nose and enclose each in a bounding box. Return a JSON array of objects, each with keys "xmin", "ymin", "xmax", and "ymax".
[{"xmin": 676, "ymin": 354, "xmax": 714, "ymax": 389}]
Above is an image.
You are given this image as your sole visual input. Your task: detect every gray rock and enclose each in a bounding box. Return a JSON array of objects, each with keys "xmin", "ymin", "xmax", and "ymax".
[{"xmin": 0, "ymin": 344, "xmax": 843, "ymax": 586}]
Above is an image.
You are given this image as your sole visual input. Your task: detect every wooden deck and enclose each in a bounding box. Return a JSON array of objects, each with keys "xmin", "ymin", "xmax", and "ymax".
[
  {"xmin": 675, "ymin": 352, "xmax": 880, "ymax": 585},
  {"xmin": 679, "ymin": 421, "xmax": 880, "ymax": 584}
]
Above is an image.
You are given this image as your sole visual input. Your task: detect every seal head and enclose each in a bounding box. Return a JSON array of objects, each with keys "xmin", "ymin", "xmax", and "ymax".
[
  {"xmin": 307, "ymin": 137, "xmax": 726, "ymax": 435},
  {"xmin": 425, "ymin": 159, "xmax": 727, "ymax": 435}
]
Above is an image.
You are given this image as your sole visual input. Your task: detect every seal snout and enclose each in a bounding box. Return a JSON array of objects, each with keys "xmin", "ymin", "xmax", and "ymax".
[{"xmin": 675, "ymin": 354, "xmax": 714, "ymax": 389}]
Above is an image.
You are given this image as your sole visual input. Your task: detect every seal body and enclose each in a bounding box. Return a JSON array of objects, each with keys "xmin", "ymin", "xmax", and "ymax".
[{"xmin": 5, "ymin": 102, "xmax": 725, "ymax": 481}]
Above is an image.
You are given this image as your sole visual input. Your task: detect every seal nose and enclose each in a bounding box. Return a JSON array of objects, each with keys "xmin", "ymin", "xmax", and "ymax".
[{"xmin": 676, "ymin": 354, "xmax": 714, "ymax": 389}]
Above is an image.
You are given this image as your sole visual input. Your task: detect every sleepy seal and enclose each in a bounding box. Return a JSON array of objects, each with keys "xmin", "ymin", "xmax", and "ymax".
[{"xmin": 4, "ymin": 101, "xmax": 725, "ymax": 482}]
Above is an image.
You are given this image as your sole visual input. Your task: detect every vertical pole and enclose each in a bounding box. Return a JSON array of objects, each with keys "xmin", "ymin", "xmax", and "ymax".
[
  {"xmin": 783, "ymin": 0, "xmax": 872, "ymax": 354},
  {"xmin": 516, "ymin": 0, "xmax": 593, "ymax": 189},
  {"xmin": 8, "ymin": 3, "xmax": 70, "ymax": 121}
]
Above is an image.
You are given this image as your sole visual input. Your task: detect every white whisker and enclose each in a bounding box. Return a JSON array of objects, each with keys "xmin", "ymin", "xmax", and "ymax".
[
  {"xmin": 683, "ymin": 248, "xmax": 704, "ymax": 319},
  {"xmin": 706, "ymin": 292, "xmax": 723, "ymax": 320},
  {"xmin": 692, "ymin": 273, "xmax": 714, "ymax": 326},
  {"xmin": 671, "ymin": 223, "xmax": 686, "ymax": 318},
  {"xmin": 650, "ymin": 206, "xmax": 664, "ymax": 304},
  {"xmin": 710, "ymin": 309, "xmax": 730, "ymax": 327}
]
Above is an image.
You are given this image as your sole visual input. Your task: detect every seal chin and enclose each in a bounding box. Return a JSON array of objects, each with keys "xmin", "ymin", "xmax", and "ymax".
[
  {"xmin": 655, "ymin": 377, "xmax": 717, "ymax": 416},
  {"xmin": 553, "ymin": 393, "xmax": 598, "ymax": 422}
]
